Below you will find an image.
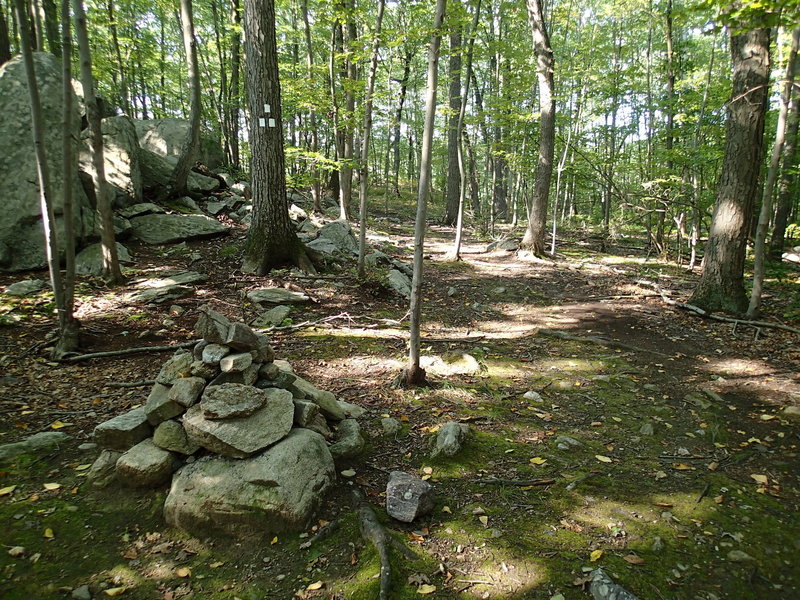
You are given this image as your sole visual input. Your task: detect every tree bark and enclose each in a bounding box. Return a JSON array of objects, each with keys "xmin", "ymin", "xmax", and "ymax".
[
  {"xmin": 107, "ymin": 0, "xmax": 129, "ymax": 114},
  {"xmin": 443, "ymin": 27, "xmax": 462, "ymax": 226},
  {"xmin": 748, "ymin": 27, "xmax": 798, "ymax": 317},
  {"xmin": 356, "ymin": 0, "xmax": 386, "ymax": 277},
  {"xmin": 690, "ymin": 28, "xmax": 770, "ymax": 315},
  {"xmin": 229, "ymin": 0, "xmax": 241, "ymax": 169},
  {"xmin": 770, "ymin": 28, "xmax": 800, "ymax": 260},
  {"xmin": 339, "ymin": 0, "xmax": 358, "ymax": 221},
  {"xmin": 391, "ymin": 47, "xmax": 413, "ymax": 198},
  {"xmin": 300, "ymin": 0, "xmax": 320, "ymax": 211},
  {"xmin": 242, "ymin": 0, "xmax": 311, "ymax": 274},
  {"xmin": 73, "ymin": 0, "xmax": 123, "ymax": 284},
  {"xmin": 521, "ymin": 0, "xmax": 556, "ymax": 256},
  {"xmin": 41, "ymin": 0, "xmax": 59, "ymax": 56},
  {"xmin": 0, "ymin": 9, "xmax": 11, "ymax": 66},
  {"xmin": 168, "ymin": 0, "xmax": 201, "ymax": 198},
  {"xmin": 404, "ymin": 0, "xmax": 446, "ymax": 387}
]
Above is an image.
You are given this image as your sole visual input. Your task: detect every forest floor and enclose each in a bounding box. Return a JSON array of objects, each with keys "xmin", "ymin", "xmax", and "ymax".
[{"xmin": 1, "ymin": 207, "xmax": 799, "ymax": 600}]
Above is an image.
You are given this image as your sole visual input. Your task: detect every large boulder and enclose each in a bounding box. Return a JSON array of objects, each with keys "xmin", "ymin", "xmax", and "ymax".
[
  {"xmin": 164, "ymin": 428, "xmax": 335, "ymax": 538},
  {"xmin": 0, "ymin": 52, "xmax": 93, "ymax": 272},
  {"xmin": 79, "ymin": 115, "xmax": 142, "ymax": 207},
  {"xmin": 134, "ymin": 118, "xmax": 225, "ymax": 171},
  {"xmin": 129, "ymin": 213, "xmax": 228, "ymax": 244},
  {"xmin": 138, "ymin": 148, "xmax": 221, "ymax": 195}
]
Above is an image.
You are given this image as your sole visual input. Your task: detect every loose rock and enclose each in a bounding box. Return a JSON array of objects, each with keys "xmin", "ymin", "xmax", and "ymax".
[
  {"xmin": 386, "ymin": 471, "xmax": 435, "ymax": 523},
  {"xmin": 430, "ymin": 422, "xmax": 469, "ymax": 458}
]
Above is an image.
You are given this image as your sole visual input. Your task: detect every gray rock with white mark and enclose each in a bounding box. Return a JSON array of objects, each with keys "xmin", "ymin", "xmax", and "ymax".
[{"xmin": 386, "ymin": 471, "xmax": 435, "ymax": 523}]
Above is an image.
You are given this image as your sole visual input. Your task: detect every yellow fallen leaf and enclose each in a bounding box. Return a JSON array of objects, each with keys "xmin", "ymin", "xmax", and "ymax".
[
  {"xmin": 479, "ymin": 515, "xmax": 489, "ymax": 527},
  {"xmin": 104, "ymin": 587, "xmax": 127, "ymax": 597},
  {"xmin": 50, "ymin": 420, "xmax": 68, "ymax": 429},
  {"xmin": 707, "ymin": 462, "xmax": 719, "ymax": 471},
  {"xmin": 750, "ymin": 474, "xmax": 768, "ymax": 485},
  {"xmin": 270, "ymin": 536, "xmax": 278, "ymax": 545},
  {"xmin": 442, "ymin": 506, "xmax": 451, "ymax": 514},
  {"xmin": 43, "ymin": 528, "xmax": 54, "ymax": 539},
  {"xmin": 595, "ymin": 455, "xmax": 612, "ymax": 463},
  {"xmin": 624, "ymin": 554, "xmax": 645, "ymax": 565},
  {"xmin": 673, "ymin": 463, "xmax": 694, "ymax": 470},
  {"xmin": 759, "ymin": 414, "xmax": 776, "ymax": 421},
  {"xmin": 175, "ymin": 567, "xmax": 191, "ymax": 578},
  {"xmin": 0, "ymin": 485, "xmax": 17, "ymax": 497},
  {"xmin": 417, "ymin": 584, "xmax": 437, "ymax": 594},
  {"xmin": 209, "ymin": 562, "xmax": 224, "ymax": 569},
  {"xmin": 74, "ymin": 464, "xmax": 92, "ymax": 471},
  {"xmin": 530, "ymin": 457, "xmax": 547, "ymax": 465},
  {"xmin": 43, "ymin": 483, "xmax": 62, "ymax": 491},
  {"xmin": 590, "ymin": 549, "xmax": 603, "ymax": 562},
  {"xmin": 307, "ymin": 581, "xmax": 324, "ymax": 590},
  {"xmin": 422, "ymin": 466, "xmax": 433, "ymax": 475},
  {"xmin": 428, "ymin": 425, "xmax": 440, "ymax": 434}
]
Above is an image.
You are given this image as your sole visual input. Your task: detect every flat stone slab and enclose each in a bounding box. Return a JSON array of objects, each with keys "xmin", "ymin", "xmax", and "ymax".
[
  {"xmin": 201, "ymin": 383, "xmax": 268, "ymax": 419},
  {"xmin": 184, "ymin": 388, "xmax": 294, "ymax": 457},
  {"xmin": 130, "ymin": 213, "xmax": 228, "ymax": 244},
  {"xmin": 116, "ymin": 439, "xmax": 177, "ymax": 487},
  {"xmin": 247, "ymin": 288, "xmax": 310, "ymax": 304},
  {"xmin": 252, "ymin": 305, "xmax": 291, "ymax": 328},
  {"xmin": 93, "ymin": 407, "xmax": 152, "ymax": 451},
  {"xmin": 0, "ymin": 432, "xmax": 70, "ymax": 463},
  {"xmin": 4, "ymin": 279, "xmax": 47, "ymax": 296},
  {"xmin": 134, "ymin": 271, "xmax": 208, "ymax": 289},
  {"xmin": 164, "ymin": 428, "xmax": 335, "ymax": 538}
]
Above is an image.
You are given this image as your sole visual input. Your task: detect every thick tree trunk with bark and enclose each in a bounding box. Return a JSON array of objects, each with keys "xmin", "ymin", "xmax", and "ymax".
[
  {"xmin": 521, "ymin": 0, "xmax": 555, "ymax": 256},
  {"xmin": 169, "ymin": 0, "xmax": 201, "ymax": 198},
  {"xmin": 690, "ymin": 28, "xmax": 770, "ymax": 315},
  {"xmin": 74, "ymin": 0, "xmax": 123, "ymax": 284},
  {"xmin": 242, "ymin": 0, "xmax": 310, "ymax": 274},
  {"xmin": 443, "ymin": 28, "xmax": 461, "ymax": 226}
]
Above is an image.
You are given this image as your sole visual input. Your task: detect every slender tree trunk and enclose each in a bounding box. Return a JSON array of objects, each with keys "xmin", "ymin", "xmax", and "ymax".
[
  {"xmin": 690, "ymin": 28, "xmax": 770, "ymax": 314},
  {"xmin": 770, "ymin": 28, "xmax": 800, "ymax": 260},
  {"xmin": 521, "ymin": 0, "xmax": 556, "ymax": 256},
  {"xmin": 392, "ymin": 48, "xmax": 412, "ymax": 198},
  {"xmin": 0, "ymin": 9, "xmax": 11, "ymax": 66},
  {"xmin": 356, "ymin": 0, "xmax": 385, "ymax": 276},
  {"xmin": 107, "ymin": 0, "xmax": 129, "ymax": 114},
  {"xmin": 229, "ymin": 0, "xmax": 241, "ymax": 169},
  {"xmin": 656, "ymin": 0, "xmax": 675, "ymax": 253},
  {"xmin": 41, "ymin": 0, "xmax": 58, "ymax": 56},
  {"xmin": 300, "ymin": 0, "xmax": 320, "ymax": 211},
  {"xmin": 73, "ymin": 0, "xmax": 123, "ymax": 284},
  {"xmin": 748, "ymin": 27, "xmax": 798, "ymax": 317},
  {"xmin": 403, "ymin": 0, "xmax": 446, "ymax": 387},
  {"xmin": 443, "ymin": 26, "xmax": 462, "ymax": 226},
  {"xmin": 242, "ymin": 0, "xmax": 311, "ymax": 274},
  {"xmin": 329, "ymin": 22, "xmax": 344, "ymax": 207},
  {"xmin": 339, "ymin": 0, "xmax": 357, "ymax": 220},
  {"xmin": 30, "ymin": 0, "xmax": 44, "ymax": 50},
  {"xmin": 168, "ymin": 0, "xmax": 201, "ymax": 198}
]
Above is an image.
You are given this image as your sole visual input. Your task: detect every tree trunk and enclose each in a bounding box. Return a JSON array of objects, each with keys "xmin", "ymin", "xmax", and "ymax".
[
  {"xmin": 403, "ymin": 0, "xmax": 446, "ymax": 387},
  {"xmin": 339, "ymin": 0, "xmax": 357, "ymax": 221},
  {"xmin": 356, "ymin": 0, "xmax": 385, "ymax": 277},
  {"xmin": 106, "ymin": 0, "xmax": 129, "ymax": 114},
  {"xmin": 770, "ymin": 28, "xmax": 800, "ymax": 261},
  {"xmin": 521, "ymin": 0, "xmax": 556, "ymax": 256},
  {"xmin": 73, "ymin": 0, "xmax": 123, "ymax": 284},
  {"xmin": 690, "ymin": 28, "xmax": 770, "ymax": 315},
  {"xmin": 0, "ymin": 9, "xmax": 11, "ymax": 66},
  {"xmin": 392, "ymin": 48, "xmax": 412, "ymax": 198},
  {"xmin": 229, "ymin": 0, "xmax": 241, "ymax": 169},
  {"xmin": 443, "ymin": 27, "xmax": 462, "ymax": 226},
  {"xmin": 300, "ymin": 0, "xmax": 321, "ymax": 211},
  {"xmin": 41, "ymin": 0, "xmax": 58, "ymax": 56},
  {"xmin": 168, "ymin": 0, "xmax": 201, "ymax": 198},
  {"xmin": 241, "ymin": 0, "xmax": 311, "ymax": 274},
  {"xmin": 748, "ymin": 27, "xmax": 798, "ymax": 316}
]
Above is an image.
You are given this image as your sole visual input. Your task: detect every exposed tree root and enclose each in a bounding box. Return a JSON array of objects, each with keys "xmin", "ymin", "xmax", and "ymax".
[
  {"xmin": 639, "ymin": 280, "xmax": 800, "ymax": 335},
  {"xmin": 538, "ymin": 329, "xmax": 669, "ymax": 357},
  {"xmin": 61, "ymin": 341, "xmax": 196, "ymax": 362},
  {"xmin": 474, "ymin": 478, "xmax": 556, "ymax": 487},
  {"xmin": 351, "ymin": 489, "xmax": 417, "ymax": 600}
]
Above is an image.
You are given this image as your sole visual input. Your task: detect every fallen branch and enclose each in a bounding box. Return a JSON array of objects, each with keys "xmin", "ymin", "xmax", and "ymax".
[
  {"xmin": 107, "ymin": 380, "xmax": 156, "ymax": 389},
  {"xmin": 352, "ymin": 490, "xmax": 395, "ymax": 600},
  {"xmin": 299, "ymin": 519, "xmax": 341, "ymax": 550},
  {"xmin": 61, "ymin": 341, "xmax": 196, "ymax": 363},
  {"xmin": 639, "ymin": 280, "xmax": 800, "ymax": 335},
  {"xmin": 538, "ymin": 329, "xmax": 669, "ymax": 357},
  {"xmin": 474, "ymin": 478, "xmax": 556, "ymax": 487}
]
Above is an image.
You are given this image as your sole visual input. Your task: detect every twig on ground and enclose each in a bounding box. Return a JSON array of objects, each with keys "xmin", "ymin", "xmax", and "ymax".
[
  {"xmin": 639, "ymin": 280, "xmax": 800, "ymax": 335},
  {"xmin": 61, "ymin": 341, "xmax": 196, "ymax": 362},
  {"xmin": 299, "ymin": 519, "xmax": 341, "ymax": 550},
  {"xmin": 474, "ymin": 478, "xmax": 556, "ymax": 487},
  {"xmin": 107, "ymin": 380, "xmax": 156, "ymax": 389}
]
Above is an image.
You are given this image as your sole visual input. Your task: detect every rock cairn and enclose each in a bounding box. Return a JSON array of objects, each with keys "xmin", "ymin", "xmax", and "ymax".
[{"xmin": 87, "ymin": 306, "xmax": 366, "ymax": 538}]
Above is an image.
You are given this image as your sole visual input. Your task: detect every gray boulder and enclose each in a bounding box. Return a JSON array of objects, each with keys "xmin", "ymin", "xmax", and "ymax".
[
  {"xmin": 0, "ymin": 53, "xmax": 92, "ymax": 272},
  {"xmin": 316, "ymin": 220, "xmax": 358, "ymax": 254},
  {"xmin": 152, "ymin": 420, "xmax": 200, "ymax": 455},
  {"xmin": 195, "ymin": 306, "xmax": 231, "ymax": 344},
  {"xmin": 93, "ymin": 406, "xmax": 152, "ymax": 451},
  {"xmin": 167, "ymin": 376, "xmax": 206, "ymax": 407},
  {"xmin": 79, "ymin": 115, "xmax": 142, "ymax": 206},
  {"xmin": 164, "ymin": 428, "xmax": 336, "ymax": 538},
  {"xmin": 0, "ymin": 431, "xmax": 70, "ymax": 463},
  {"xmin": 183, "ymin": 388, "xmax": 294, "ymax": 457},
  {"xmin": 430, "ymin": 422, "xmax": 469, "ymax": 458},
  {"xmin": 144, "ymin": 382, "xmax": 185, "ymax": 425},
  {"xmin": 130, "ymin": 213, "xmax": 228, "ymax": 245},
  {"xmin": 386, "ymin": 269, "xmax": 412, "ymax": 299},
  {"xmin": 247, "ymin": 288, "xmax": 310, "ymax": 304},
  {"xmin": 252, "ymin": 305, "xmax": 291, "ymax": 328},
  {"xmin": 116, "ymin": 439, "xmax": 178, "ymax": 487},
  {"xmin": 75, "ymin": 243, "xmax": 132, "ymax": 276},
  {"xmin": 3, "ymin": 279, "xmax": 47, "ymax": 297},
  {"xmin": 155, "ymin": 351, "xmax": 194, "ymax": 385},
  {"xmin": 119, "ymin": 202, "xmax": 164, "ymax": 218},
  {"xmin": 329, "ymin": 419, "xmax": 366, "ymax": 461},
  {"xmin": 386, "ymin": 471, "xmax": 436, "ymax": 523},
  {"xmin": 134, "ymin": 118, "xmax": 225, "ymax": 170},
  {"xmin": 138, "ymin": 148, "xmax": 220, "ymax": 194},
  {"xmin": 85, "ymin": 449, "xmax": 122, "ymax": 488},
  {"xmin": 200, "ymin": 383, "xmax": 268, "ymax": 419}
]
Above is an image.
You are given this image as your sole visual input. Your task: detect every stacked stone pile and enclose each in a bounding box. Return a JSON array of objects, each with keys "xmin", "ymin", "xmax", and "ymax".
[{"xmin": 86, "ymin": 306, "xmax": 366, "ymax": 538}]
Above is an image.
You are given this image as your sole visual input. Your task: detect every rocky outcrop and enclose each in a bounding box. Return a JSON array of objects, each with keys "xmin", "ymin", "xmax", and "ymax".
[
  {"xmin": 79, "ymin": 115, "xmax": 142, "ymax": 207},
  {"xmin": 134, "ymin": 118, "xmax": 225, "ymax": 171},
  {"xmin": 0, "ymin": 53, "xmax": 92, "ymax": 272}
]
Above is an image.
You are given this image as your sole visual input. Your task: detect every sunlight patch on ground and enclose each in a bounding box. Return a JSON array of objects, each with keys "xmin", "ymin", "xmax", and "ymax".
[{"xmin": 701, "ymin": 358, "xmax": 778, "ymax": 377}]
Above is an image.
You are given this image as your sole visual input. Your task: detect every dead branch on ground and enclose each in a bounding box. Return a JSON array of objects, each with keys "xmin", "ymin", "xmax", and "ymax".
[{"xmin": 61, "ymin": 341, "xmax": 196, "ymax": 362}]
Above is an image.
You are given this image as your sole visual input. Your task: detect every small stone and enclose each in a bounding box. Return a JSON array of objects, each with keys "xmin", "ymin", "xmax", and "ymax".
[
  {"xmin": 169, "ymin": 305, "xmax": 185, "ymax": 317},
  {"xmin": 338, "ymin": 400, "xmax": 365, "ymax": 419},
  {"xmin": 252, "ymin": 305, "xmax": 291, "ymax": 328},
  {"xmin": 93, "ymin": 407, "xmax": 152, "ymax": 451},
  {"xmin": 8, "ymin": 546, "xmax": 25, "ymax": 558},
  {"xmin": 381, "ymin": 417, "xmax": 403, "ymax": 437},
  {"xmin": 190, "ymin": 360, "xmax": 219, "ymax": 380},
  {"xmin": 195, "ymin": 306, "xmax": 231, "ymax": 344},
  {"xmin": 293, "ymin": 399, "xmax": 320, "ymax": 427},
  {"xmin": 329, "ymin": 419, "xmax": 366, "ymax": 461},
  {"xmin": 224, "ymin": 322, "xmax": 260, "ymax": 351},
  {"xmin": 651, "ymin": 536, "xmax": 664, "ymax": 552},
  {"xmin": 155, "ymin": 351, "xmax": 193, "ymax": 385},
  {"xmin": 207, "ymin": 363, "xmax": 259, "ymax": 387},
  {"xmin": 523, "ymin": 390, "xmax": 544, "ymax": 403},
  {"xmin": 247, "ymin": 288, "xmax": 310, "ymax": 304},
  {"xmin": 554, "ymin": 435, "xmax": 581, "ymax": 448},
  {"xmin": 202, "ymin": 343, "xmax": 230, "ymax": 364},
  {"xmin": 71, "ymin": 584, "xmax": 92, "ymax": 600},
  {"xmin": 144, "ymin": 383, "xmax": 185, "ymax": 425},
  {"xmin": 783, "ymin": 405, "xmax": 800, "ymax": 417},
  {"xmin": 193, "ymin": 340, "xmax": 209, "ymax": 360},
  {"xmin": 253, "ymin": 334, "xmax": 275, "ymax": 363},
  {"xmin": 305, "ymin": 413, "xmax": 332, "ymax": 438},
  {"xmin": 430, "ymin": 422, "xmax": 469, "ymax": 458},
  {"xmin": 77, "ymin": 443, "xmax": 97, "ymax": 451},
  {"xmin": 153, "ymin": 420, "xmax": 200, "ymax": 455},
  {"xmin": 220, "ymin": 352, "xmax": 254, "ymax": 373},
  {"xmin": 447, "ymin": 286, "xmax": 457, "ymax": 297},
  {"xmin": 639, "ymin": 422, "xmax": 655, "ymax": 436},
  {"xmin": 386, "ymin": 471, "xmax": 435, "ymax": 523},
  {"xmin": 201, "ymin": 383, "xmax": 268, "ymax": 419},
  {"xmin": 4, "ymin": 279, "xmax": 47, "ymax": 296},
  {"xmin": 116, "ymin": 439, "xmax": 178, "ymax": 487},
  {"xmin": 258, "ymin": 362, "xmax": 281, "ymax": 381},
  {"xmin": 727, "ymin": 550, "xmax": 754, "ymax": 562},
  {"xmin": 86, "ymin": 450, "xmax": 123, "ymax": 488},
  {"xmin": 340, "ymin": 469, "xmax": 356, "ymax": 478},
  {"xmin": 168, "ymin": 377, "xmax": 206, "ymax": 407}
]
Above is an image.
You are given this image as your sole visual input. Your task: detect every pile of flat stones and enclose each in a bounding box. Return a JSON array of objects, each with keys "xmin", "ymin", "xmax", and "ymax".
[{"xmin": 86, "ymin": 306, "xmax": 366, "ymax": 538}]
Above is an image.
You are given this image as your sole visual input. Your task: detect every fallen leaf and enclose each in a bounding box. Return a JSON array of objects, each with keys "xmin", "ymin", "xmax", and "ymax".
[
  {"xmin": 673, "ymin": 463, "xmax": 694, "ymax": 470},
  {"xmin": 104, "ymin": 587, "xmax": 127, "ymax": 597},
  {"xmin": 43, "ymin": 528, "xmax": 54, "ymax": 539},
  {"xmin": 50, "ymin": 420, "xmax": 67, "ymax": 429},
  {"xmin": 0, "ymin": 485, "xmax": 17, "ymax": 497},
  {"xmin": 422, "ymin": 466, "xmax": 433, "ymax": 475},
  {"xmin": 530, "ymin": 457, "xmax": 547, "ymax": 465},
  {"xmin": 209, "ymin": 562, "xmax": 224, "ymax": 569},
  {"xmin": 759, "ymin": 414, "xmax": 776, "ymax": 421},
  {"xmin": 7, "ymin": 546, "xmax": 25, "ymax": 557},
  {"xmin": 595, "ymin": 455, "xmax": 612, "ymax": 463},
  {"xmin": 624, "ymin": 554, "xmax": 645, "ymax": 565},
  {"xmin": 122, "ymin": 549, "xmax": 138, "ymax": 560},
  {"xmin": 590, "ymin": 549, "xmax": 603, "ymax": 562},
  {"xmin": 713, "ymin": 495, "xmax": 724, "ymax": 504},
  {"xmin": 43, "ymin": 482, "xmax": 62, "ymax": 491},
  {"xmin": 750, "ymin": 474, "xmax": 768, "ymax": 485},
  {"xmin": 590, "ymin": 421, "xmax": 603, "ymax": 427},
  {"xmin": 655, "ymin": 503, "xmax": 673, "ymax": 508},
  {"xmin": 74, "ymin": 464, "xmax": 92, "ymax": 471},
  {"xmin": 478, "ymin": 515, "xmax": 489, "ymax": 527},
  {"xmin": 442, "ymin": 506, "xmax": 452, "ymax": 514},
  {"xmin": 270, "ymin": 536, "xmax": 278, "ymax": 545},
  {"xmin": 29, "ymin": 552, "xmax": 41, "ymax": 563},
  {"xmin": 707, "ymin": 462, "xmax": 719, "ymax": 471},
  {"xmin": 417, "ymin": 584, "xmax": 437, "ymax": 594},
  {"xmin": 175, "ymin": 567, "xmax": 191, "ymax": 578}
]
